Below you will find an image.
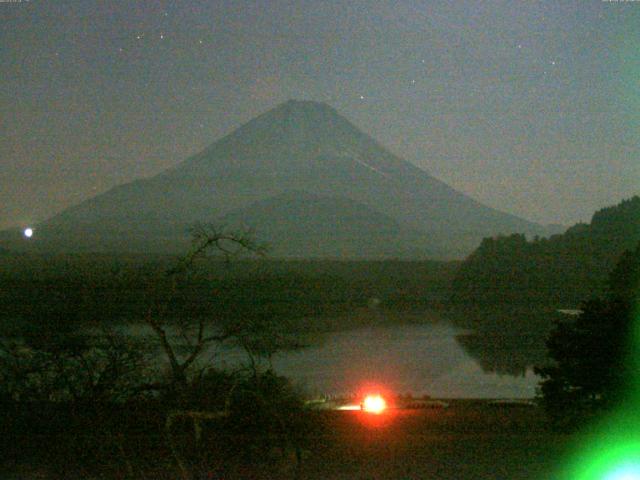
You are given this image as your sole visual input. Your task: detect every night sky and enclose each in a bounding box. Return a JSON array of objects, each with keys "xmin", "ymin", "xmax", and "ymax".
[{"xmin": 2, "ymin": 0, "xmax": 638, "ymax": 231}]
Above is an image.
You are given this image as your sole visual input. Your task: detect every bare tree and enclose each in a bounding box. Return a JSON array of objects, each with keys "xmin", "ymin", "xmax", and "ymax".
[
  {"xmin": 142, "ymin": 225, "xmax": 309, "ymax": 479},
  {"xmin": 143, "ymin": 224, "xmax": 269, "ymax": 399},
  {"xmin": 0, "ymin": 327, "xmax": 150, "ymax": 403}
]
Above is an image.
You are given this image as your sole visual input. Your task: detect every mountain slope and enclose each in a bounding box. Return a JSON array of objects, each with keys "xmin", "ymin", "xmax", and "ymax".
[
  {"xmin": 3, "ymin": 100, "xmax": 542, "ymax": 258},
  {"xmin": 219, "ymin": 191, "xmax": 433, "ymax": 258}
]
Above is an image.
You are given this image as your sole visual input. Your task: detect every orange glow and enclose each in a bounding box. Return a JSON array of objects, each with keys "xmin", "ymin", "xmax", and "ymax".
[{"xmin": 362, "ymin": 394, "xmax": 387, "ymax": 414}]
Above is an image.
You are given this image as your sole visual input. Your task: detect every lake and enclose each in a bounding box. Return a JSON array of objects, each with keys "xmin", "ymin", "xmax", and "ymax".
[
  {"xmin": 209, "ymin": 321, "xmax": 541, "ymax": 399},
  {"xmin": 108, "ymin": 312, "xmax": 543, "ymax": 399}
]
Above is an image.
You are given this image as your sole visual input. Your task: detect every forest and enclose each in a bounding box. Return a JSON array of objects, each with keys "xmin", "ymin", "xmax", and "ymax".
[{"xmin": 450, "ymin": 196, "xmax": 640, "ymax": 308}]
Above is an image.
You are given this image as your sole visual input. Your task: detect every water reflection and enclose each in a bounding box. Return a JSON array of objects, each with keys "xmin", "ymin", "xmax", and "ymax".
[
  {"xmin": 266, "ymin": 323, "xmax": 541, "ymax": 398},
  {"xmin": 455, "ymin": 333, "xmax": 548, "ymax": 377},
  {"xmin": 109, "ymin": 308, "xmax": 552, "ymax": 399},
  {"xmin": 446, "ymin": 306, "xmax": 556, "ymax": 376}
]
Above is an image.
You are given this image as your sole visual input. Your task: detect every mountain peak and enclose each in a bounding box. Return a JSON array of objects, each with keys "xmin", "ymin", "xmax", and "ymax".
[
  {"xmin": 200, "ymin": 99, "xmax": 361, "ymax": 164},
  {"xmin": 278, "ymin": 99, "xmax": 336, "ymax": 113},
  {"xmin": 263, "ymin": 99, "xmax": 344, "ymax": 127}
]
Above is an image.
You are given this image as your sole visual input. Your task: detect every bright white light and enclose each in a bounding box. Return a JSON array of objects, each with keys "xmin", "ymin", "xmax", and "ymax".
[
  {"xmin": 23, "ymin": 228, "xmax": 33, "ymax": 238},
  {"xmin": 362, "ymin": 395, "xmax": 387, "ymax": 414},
  {"xmin": 604, "ymin": 463, "xmax": 640, "ymax": 480}
]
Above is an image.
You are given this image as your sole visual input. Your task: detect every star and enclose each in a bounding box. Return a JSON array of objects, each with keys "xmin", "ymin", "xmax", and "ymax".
[
  {"xmin": 359, "ymin": 95, "xmax": 365, "ymax": 100},
  {"xmin": 160, "ymin": 34, "xmax": 164, "ymax": 40}
]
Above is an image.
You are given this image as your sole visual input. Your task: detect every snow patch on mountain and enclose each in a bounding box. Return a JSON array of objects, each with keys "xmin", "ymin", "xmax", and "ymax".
[{"xmin": 331, "ymin": 147, "xmax": 389, "ymax": 178}]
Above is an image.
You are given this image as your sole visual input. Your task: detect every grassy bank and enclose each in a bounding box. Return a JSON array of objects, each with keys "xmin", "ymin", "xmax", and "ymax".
[{"xmin": 1, "ymin": 401, "xmax": 575, "ymax": 479}]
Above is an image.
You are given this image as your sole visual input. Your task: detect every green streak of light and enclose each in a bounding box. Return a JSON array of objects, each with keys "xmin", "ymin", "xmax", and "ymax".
[
  {"xmin": 560, "ymin": 304, "xmax": 640, "ymax": 480},
  {"xmin": 633, "ymin": 304, "xmax": 640, "ymax": 397}
]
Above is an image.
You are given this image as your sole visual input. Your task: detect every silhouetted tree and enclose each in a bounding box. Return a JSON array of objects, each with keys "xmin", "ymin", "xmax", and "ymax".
[
  {"xmin": 1, "ymin": 331, "xmax": 150, "ymax": 402},
  {"xmin": 142, "ymin": 225, "xmax": 313, "ymax": 479},
  {"xmin": 142, "ymin": 223, "xmax": 272, "ymax": 401},
  {"xmin": 535, "ymin": 241, "xmax": 640, "ymax": 429},
  {"xmin": 0, "ymin": 225, "xmax": 311, "ymax": 479}
]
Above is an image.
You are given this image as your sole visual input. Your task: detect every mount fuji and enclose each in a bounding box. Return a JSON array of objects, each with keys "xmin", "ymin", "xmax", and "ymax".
[{"xmin": 4, "ymin": 100, "xmax": 544, "ymax": 259}]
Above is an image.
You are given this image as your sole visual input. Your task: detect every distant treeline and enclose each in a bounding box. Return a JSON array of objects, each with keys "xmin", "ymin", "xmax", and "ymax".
[
  {"xmin": 450, "ymin": 196, "xmax": 640, "ymax": 307},
  {"xmin": 447, "ymin": 196, "xmax": 640, "ymax": 375},
  {"xmin": 0, "ymin": 256, "xmax": 457, "ymax": 335}
]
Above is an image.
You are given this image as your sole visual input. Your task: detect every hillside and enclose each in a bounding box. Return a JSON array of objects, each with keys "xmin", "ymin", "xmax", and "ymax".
[
  {"xmin": 219, "ymin": 191, "xmax": 434, "ymax": 259},
  {"xmin": 450, "ymin": 196, "xmax": 640, "ymax": 307},
  {"xmin": 0, "ymin": 100, "xmax": 543, "ymax": 258}
]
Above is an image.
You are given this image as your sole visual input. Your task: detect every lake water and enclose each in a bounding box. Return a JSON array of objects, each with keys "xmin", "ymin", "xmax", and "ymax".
[
  {"xmin": 210, "ymin": 322, "xmax": 540, "ymax": 399},
  {"xmin": 110, "ymin": 316, "xmax": 542, "ymax": 399}
]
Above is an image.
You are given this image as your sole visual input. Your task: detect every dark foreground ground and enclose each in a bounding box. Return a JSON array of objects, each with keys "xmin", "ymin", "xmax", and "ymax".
[
  {"xmin": 300, "ymin": 403, "xmax": 572, "ymax": 480},
  {"xmin": 2, "ymin": 400, "xmax": 578, "ymax": 480}
]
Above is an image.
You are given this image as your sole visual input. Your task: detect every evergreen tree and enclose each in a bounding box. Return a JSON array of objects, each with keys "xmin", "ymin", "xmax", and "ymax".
[{"xmin": 534, "ymin": 241, "xmax": 640, "ymax": 429}]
